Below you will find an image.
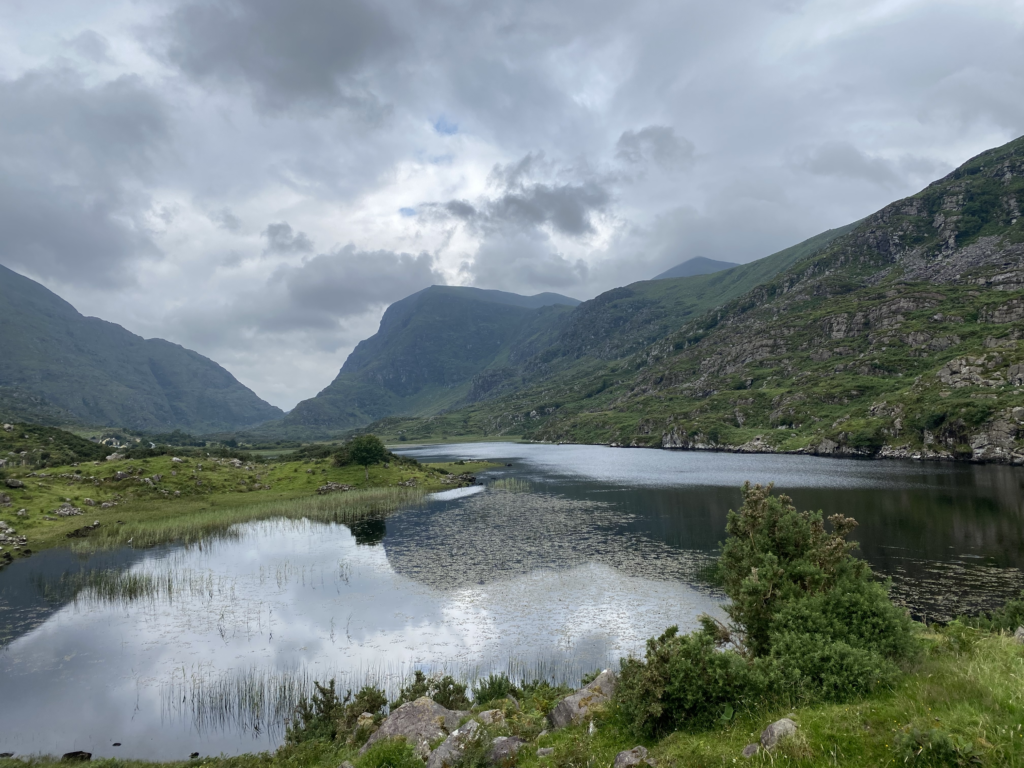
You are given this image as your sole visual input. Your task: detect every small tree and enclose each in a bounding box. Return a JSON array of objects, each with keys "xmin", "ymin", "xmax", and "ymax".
[{"xmin": 349, "ymin": 434, "xmax": 387, "ymax": 480}]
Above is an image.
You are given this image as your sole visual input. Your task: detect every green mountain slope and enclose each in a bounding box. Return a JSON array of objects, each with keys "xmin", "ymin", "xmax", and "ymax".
[
  {"xmin": 654, "ymin": 256, "xmax": 738, "ymax": 279},
  {"xmin": 0, "ymin": 263, "xmax": 283, "ymax": 432},
  {"xmin": 279, "ymin": 286, "xmax": 580, "ymax": 432},
  {"xmin": 366, "ymin": 135, "xmax": 1024, "ymax": 463}
]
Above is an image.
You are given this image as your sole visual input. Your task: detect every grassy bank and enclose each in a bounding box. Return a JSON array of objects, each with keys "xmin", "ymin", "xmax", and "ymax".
[
  {"xmin": 1, "ymin": 625, "xmax": 1022, "ymax": 767},
  {"xmin": 0, "ymin": 451, "xmax": 495, "ymax": 556}
]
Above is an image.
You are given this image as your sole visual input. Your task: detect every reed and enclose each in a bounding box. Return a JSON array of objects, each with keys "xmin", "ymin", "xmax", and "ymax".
[
  {"xmin": 487, "ymin": 477, "xmax": 535, "ymax": 494},
  {"xmin": 73, "ymin": 486, "xmax": 426, "ymax": 552}
]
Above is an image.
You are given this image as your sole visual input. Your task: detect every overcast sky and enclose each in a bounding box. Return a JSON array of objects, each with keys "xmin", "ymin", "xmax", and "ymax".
[{"xmin": 1, "ymin": 0, "xmax": 1022, "ymax": 409}]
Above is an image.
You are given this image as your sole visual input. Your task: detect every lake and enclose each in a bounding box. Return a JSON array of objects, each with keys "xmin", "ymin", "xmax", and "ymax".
[{"xmin": 1, "ymin": 444, "xmax": 1022, "ymax": 760}]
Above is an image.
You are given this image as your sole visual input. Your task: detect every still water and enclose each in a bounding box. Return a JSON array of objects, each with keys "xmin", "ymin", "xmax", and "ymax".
[{"xmin": 1, "ymin": 444, "xmax": 1022, "ymax": 759}]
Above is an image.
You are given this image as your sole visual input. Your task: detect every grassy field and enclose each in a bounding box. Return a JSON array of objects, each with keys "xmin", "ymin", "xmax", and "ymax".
[
  {"xmin": 0, "ymin": 449, "xmax": 495, "ymax": 557},
  {"xmin": 1, "ymin": 625, "xmax": 1022, "ymax": 767}
]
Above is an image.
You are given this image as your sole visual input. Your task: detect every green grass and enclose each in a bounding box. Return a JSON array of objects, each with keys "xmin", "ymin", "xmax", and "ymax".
[{"xmin": 0, "ymin": 451, "xmax": 495, "ymax": 556}]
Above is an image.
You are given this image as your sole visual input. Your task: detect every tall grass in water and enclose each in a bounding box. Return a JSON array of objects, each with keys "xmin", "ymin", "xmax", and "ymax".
[
  {"xmin": 76, "ymin": 486, "xmax": 426, "ymax": 551},
  {"xmin": 487, "ymin": 477, "xmax": 535, "ymax": 494},
  {"xmin": 161, "ymin": 654, "xmax": 611, "ymax": 739},
  {"xmin": 38, "ymin": 566, "xmax": 234, "ymax": 609}
]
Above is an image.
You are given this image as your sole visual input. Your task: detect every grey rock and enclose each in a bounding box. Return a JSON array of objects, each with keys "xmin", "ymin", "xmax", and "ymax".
[
  {"xmin": 356, "ymin": 712, "xmax": 376, "ymax": 729},
  {"xmin": 613, "ymin": 746, "xmax": 653, "ymax": 768},
  {"xmin": 360, "ymin": 697, "xmax": 466, "ymax": 759},
  {"xmin": 488, "ymin": 736, "xmax": 526, "ymax": 764},
  {"xmin": 478, "ymin": 709, "xmax": 505, "ymax": 726},
  {"xmin": 741, "ymin": 744, "xmax": 760, "ymax": 758},
  {"xmin": 1014, "ymin": 626, "xmax": 1024, "ymax": 644},
  {"xmin": 426, "ymin": 720, "xmax": 480, "ymax": 768},
  {"xmin": 536, "ymin": 748, "xmax": 553, "ymax": 758},
  {"xmin": 549, "ymin": 670, "xmax": 617, "ymax": 729},
  {"xmin": 760, "ymin": 718, "xmax": 797, "ymax": 750},
  {"xmin": 4, "ymin": 479, "xmax": 24, "ymax": 488},
  {"xmin": 505, "ymin": 694, "xmax": 520, "ymax": 710}
]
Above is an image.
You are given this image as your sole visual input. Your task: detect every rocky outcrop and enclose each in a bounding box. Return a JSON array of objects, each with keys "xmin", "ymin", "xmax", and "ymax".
[
  {"xmin": 613, "ymin": 746, "xmax": 655, "ymax": 768},
  {"xmin": 549, "ymin": 670, "xmax": 617, "ymax": 729},
  {"xmin": 425, "ymin": 720, "xmax": 480, "ymax": 768},
  {"xmin": 488, "ymin": 736, "xmax": 526, "ymax": 764},
  {"xmin": 360, "ymin": 697, "xmax": 466, "ymax": 759}
]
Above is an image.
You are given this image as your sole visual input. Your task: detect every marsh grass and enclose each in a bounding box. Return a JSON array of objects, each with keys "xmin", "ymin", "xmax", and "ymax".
[
  {"xmin": 487, "ymin": 477, "xmax": 536, "ymax": 494},
  {"xmin": 72, "ymin": 486, "xmax": 426, "ymax": 552}
]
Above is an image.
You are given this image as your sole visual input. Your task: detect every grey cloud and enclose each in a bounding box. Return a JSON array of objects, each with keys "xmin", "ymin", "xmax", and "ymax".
[
  {"xmin": 263, "ymin": 222, "xmax": 314, "ymax": 254},
  {"xmin": 0, "ymin": 65, "xmax": 167, "ymax": 285},
  {"xmin": 797, "ymin": 141, "xmax": 899, "ymax": 186},
  {"xmin": 464, "ymin": 232, "xmax": 588, "ymax": 295},
  {"xmin": 253, "ymin": 245, "xmax": 444, "ymax": 332},
  {"xmin": 66, "ymin": 30, "xmax": 112, "ymax": 63},
  {"xmin": 155, "ymin": 0, "xmax": 400, "ymax": 114},
  {"xmin": 616, "ymin": 126, "xmax": 695, "ymax": 169},
  {"xmin": 211, "ymin": 208, "xmax": 242, "ymax": 231}
]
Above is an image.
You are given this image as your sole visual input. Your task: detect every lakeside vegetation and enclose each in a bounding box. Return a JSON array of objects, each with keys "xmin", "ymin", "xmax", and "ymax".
[{"xmin": 0, "ymin": 430, "xmax": 493, "ymax": 559}]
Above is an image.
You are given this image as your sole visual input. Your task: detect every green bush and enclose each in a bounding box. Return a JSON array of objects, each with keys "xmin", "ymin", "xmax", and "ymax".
[
  {"xmin": 617, "ymin": 482, "xmax": 917, "ymax": 737},
  {"xmin": 286, "ymin": 681, "xmax": 387, "ymax": 745},
  {"xmin": 962, "ymin": 591, "xmax": 1024, "ymax": 633},
  {"xmin": 471, "ymin": 673, "xmax": 519, "ymax": 706},
  {"xmin": 357, "ymin": 737, "xmax": 424, "ymax": 768},
  {"xmin": 391, "ymin": 671, "xmax": 470, "ymax": 711},
  {"xmin": 892, "ymin": 727, "xmax": 980, "ymax": 766}
]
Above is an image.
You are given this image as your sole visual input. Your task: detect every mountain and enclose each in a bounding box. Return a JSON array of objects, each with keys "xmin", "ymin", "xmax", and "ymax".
[
  {"xmin": 279, "ymin": 286, "xmax": 580, "ymax": 432},
  {"xmin": 363, "ymin": 134, "xmax": 1024, "ymax": 463},
  {"xmin": 0, "ymin": 263, "xmax": 283, "ymax": 432},
  {"xmin": 654, "ymin": 256, "xmax": 739, "ymax": 279}
]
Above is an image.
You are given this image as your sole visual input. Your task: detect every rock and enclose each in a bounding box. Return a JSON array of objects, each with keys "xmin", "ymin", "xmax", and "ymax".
[
  {"xmin": 83, "ymin": 498, "xmax": 96, "ymax": 506},
  {"xmin": 760, "ymin": 718, "xmax": 797, "ymax": 750},
  {"xmin": 360, "ymin": 697, "xmax": 466, "ymax": 759},
  {"xmin": 190, "ymin": 752, "xmax": 200, "ymax": 759},
  {"xmin": 172, "ymin": 457, "xmax": 183, "ymax": 463},
  {"xmin": 105, "ymin": 453, "xmax": 124, "ymax": 462},
  {"xmin": 741, "ymin": 744, "xmax": 760, "ymax": 758},
  {"xmin": 488, "ymin": 736, "xmax": 526, "ymax": 764},
  {"xmin": 0, "ymin": 493, "xmax": 9, "ymax": 506},
  {"xmin": 61, "ymin": 752, "xmax": 92, "ymax": 762},
  {"xmin": 478, "ymin": 709, "xmax": 505, "ymax": 726},
  {"xmin": 549, "ymin": 670, "xmax": 617, "ymax": 729},
  {"xmin": 338, "ymin": 762, "xmax": 356, "ymax": 768},
  {"xmin": 1013, "ymin": 626, "xmax": 1024, "ymax": 644},
  {"xmin": 0, "ymin": 753, "xmax": 14, "ymax": 758},
  {"xmin": 317, "ymin": 482, "xmax": 354, "ymax": 495},
  {"xmin": 613, "ymin": 746, "xmax": 653, "ymax": 768},
  {"xmin": 356, "ymin": 712, "xmax": 376, "ymax": 730},
  {"xmin": 536, "ymin": 748, "xmax": 553, "ymax": 758},
  {"xmin": 505, "ymin": 694, "xmax": 520, "ymax": 710},
  {"xmin": 4, "ymin": 479, "xmax": 24, "ymax": 488},
  {"xmin": 426, "ymin": 720, "xmax": 480, "ymax": 768}
]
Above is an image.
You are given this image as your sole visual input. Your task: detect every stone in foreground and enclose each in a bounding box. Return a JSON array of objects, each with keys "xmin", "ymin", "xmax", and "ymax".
[
  {"xmin": 549, "ymin": 670, "xmax": 618, "ymax": 729},
  {"xmin": 426, "ymin": 720, "xmax": 480, "ymax": 768},
  {"xmin": 359, "ymin": 696, "xmax": 466, "ymax": 759},
  {"xmin": 760, "ymin": 718, "xmax": 797, "ymax": 750},
  {"xmin": 488, "ymin": 736, "xmax": 526, "ymax": 764},
  {"xmin": 741, "ymin": 743, "xmax": 760, "ymax": 758},
  {"xmin": 613, "ymin": 746, "xmax": 654, "ymax": 768}
]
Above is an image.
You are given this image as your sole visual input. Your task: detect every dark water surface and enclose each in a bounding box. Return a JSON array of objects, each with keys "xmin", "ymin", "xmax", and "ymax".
[{"xmin": 1, "ymin": 443, "xmax": 1022, "ymax": 759}]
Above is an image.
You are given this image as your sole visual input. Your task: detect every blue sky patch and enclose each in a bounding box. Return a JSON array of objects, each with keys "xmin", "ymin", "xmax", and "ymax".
[
  {"xmin": 433, "ymin": 116, "xmax": 458, "ymax": 135},
  {"xmin": 399, "ymin": 207, "xmax": 417, "ymax": 217}
]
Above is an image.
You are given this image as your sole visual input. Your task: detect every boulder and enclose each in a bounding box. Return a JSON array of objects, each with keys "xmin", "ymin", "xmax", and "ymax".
[
  {"xmin": 426, "ymin": 720, "xmax": 480, "ymax": 768},
  {"xmin": 488, "ymin": 736, "xmax": 526, "ymax": 764},
  {"xmin": 1013, "ymin": 626, "xmax": 1024, "ymax": 644},
  {"xmin": 741, "ymin": 744, "xmax": 759, "ymax": 758},
  {"xmin": 5, "ymin": 479, "xmax": 24, "ymax": 488},
  {"xmin": 0, "ymin": 493, "xmax": 10, "ymax": 506},
  {"xmin": 613, "ymin": 746, "xmax": 654, "ymax": 768},
  {"xmin": 549, "ymin": 670, "xmax": 617, "ymax": 729},
  {"xmin": 360, "ymin": 697, "xmax": 466, "ymax": 759},
  {"xmin": 760, "ymin": 718, "xmax": 797, "ymax": 750},
  {"xmin": 478, "ymin": 709, "xmax": 505, "ymax": 726}
]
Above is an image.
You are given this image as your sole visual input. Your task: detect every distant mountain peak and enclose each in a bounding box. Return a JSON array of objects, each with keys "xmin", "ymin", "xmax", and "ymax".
[{"xmin": 654, "ymin": 256, "xmax": 739, "ymax": 280}]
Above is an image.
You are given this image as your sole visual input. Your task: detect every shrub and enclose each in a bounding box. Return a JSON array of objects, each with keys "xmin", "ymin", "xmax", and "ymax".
[
  {"xmin": 617, "ymin": 483, "xmax": 917, "ymax": 737},
  {"xmin": 391, "ymin": 671, "xmax": 470, "ymax": 711},
  {"xmin": 472, "ymin": 673, "xmax": 519, "ymax": 706},
  {"xmin": 962, "ymin": 591, "xmax": 1024, "ymax": 633},
  {"xmin": 286, "ymin": 680, "xmax": 387, "ymax": 745},
  {"xmin": 357, "ymin": 737, "xmax": 424, "ymax": 768}
]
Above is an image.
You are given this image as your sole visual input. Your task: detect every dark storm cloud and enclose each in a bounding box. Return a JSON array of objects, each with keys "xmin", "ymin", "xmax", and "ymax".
[
  {"xmin": 154, "ymin": 0, "xmax": 400, "ymax": 114},
  {"xmin": 616, "ymin": 126, "xmax": 695, "ymax": 169},
  {"xmin": 427, "ymin": 153, "xmax": 611, "ymax": 237},
  {"xmin": 262, "ymin": 222, "xmax": 314, "ymax": 254},
  {"xmin": 0, "ymin": 66, "xmax": 168, "ymax": 285}
]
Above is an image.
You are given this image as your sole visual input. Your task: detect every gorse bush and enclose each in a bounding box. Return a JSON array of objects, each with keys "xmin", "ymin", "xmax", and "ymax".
[
  {"xmin": 471, "ymin": 673, "xmax": 519, "ymax": 705},
  {"xmin": 286, "ymin": 681, "xmax": 387, "ymax": 745},
  {"xmin": 617, "ymin": 482, "xmax": 917, "ymax": 737}
]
